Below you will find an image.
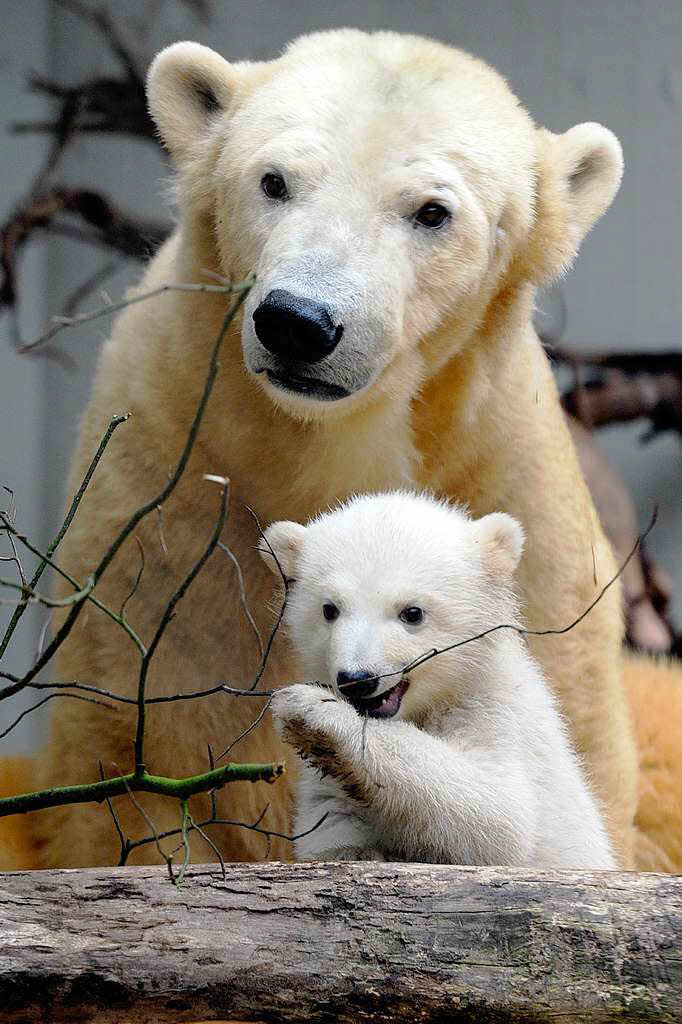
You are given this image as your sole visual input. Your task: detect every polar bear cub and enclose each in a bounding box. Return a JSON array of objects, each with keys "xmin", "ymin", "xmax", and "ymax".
[{"xmin": 262, "ymin": 492, "xmax": 615, "ymax": 869}]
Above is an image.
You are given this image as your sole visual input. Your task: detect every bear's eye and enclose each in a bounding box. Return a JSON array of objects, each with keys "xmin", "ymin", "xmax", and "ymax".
[
  {"xmin": 261, "ymin": 173, "xmax": 289, "ymax": 201},
  {"xmin": 413, "ymin": 202, "xmax": 450, "ymax": 229},
  {"xmin": 323, "ymin": 602, "xmax": 340, "ymax": 622},
  {"xmin": 400, "ymin": 605, "xmax": 424, "ymax": 625}
]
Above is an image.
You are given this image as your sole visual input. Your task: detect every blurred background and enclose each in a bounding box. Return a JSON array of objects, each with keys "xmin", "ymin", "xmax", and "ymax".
[{"xmin": 1, "ymin": 0, "xmax": 680, "ymax": 751}]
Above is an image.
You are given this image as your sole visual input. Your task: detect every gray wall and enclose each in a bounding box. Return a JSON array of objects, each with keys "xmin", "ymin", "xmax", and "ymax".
[
  {"xmin": 0, "ymin": 1, "xmax": 49, "ymax": 751},
  {"xmin": 1, "ymin": 0, "xmax": 680, "ymax": 750}
]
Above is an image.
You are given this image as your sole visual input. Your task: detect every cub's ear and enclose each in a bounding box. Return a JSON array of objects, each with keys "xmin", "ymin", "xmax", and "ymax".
[
  {"xmin": 260, "ymin": 521, "xmax": 307, "ymax": 580},
  {"xmin": 473, "ymin": 513, "xmax": 525, "ymax": 578},
  {"xmin": 526, "ymin": 122, "xmax": 623, "ymax": 283},
  {"xmin": 147, "ymin": 41, "xmax": 237, "ymax": 163}
]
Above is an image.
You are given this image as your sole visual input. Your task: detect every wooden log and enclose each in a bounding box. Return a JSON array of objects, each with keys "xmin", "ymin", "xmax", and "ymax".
[{"xmin": 0, "ymin": 862, "xmax": 680, "ymax": 1023}]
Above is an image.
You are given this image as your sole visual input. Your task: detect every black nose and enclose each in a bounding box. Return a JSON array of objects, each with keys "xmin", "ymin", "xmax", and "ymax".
[
  {"xmin": 336, "ymin": 670, "xmax": 378, "ymax": 699},
  {"xmin": 252, "ymin": 289, "xmax": 343, "ymax": 364}
]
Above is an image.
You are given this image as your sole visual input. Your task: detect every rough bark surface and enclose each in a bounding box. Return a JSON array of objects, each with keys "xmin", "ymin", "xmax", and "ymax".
[{"xmin": 0, "ymin": 862, "xmax": 680, "ymax": 1023}]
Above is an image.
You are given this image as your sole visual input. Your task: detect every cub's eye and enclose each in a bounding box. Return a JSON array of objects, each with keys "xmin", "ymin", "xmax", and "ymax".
[
  {"xmin": 400, "ymin": 606, "xmax": 424, "ymax": 625},
  {"xmin": 323, "ymin": 602, "xmax": 340, "ymax": 622},
  {"xmin": 261, "ymin": 172, "xmax": 288, "ymax": 201},
  {"xmin": 413, "ymin": 202, "xmax": 450, "ymax": 229}
]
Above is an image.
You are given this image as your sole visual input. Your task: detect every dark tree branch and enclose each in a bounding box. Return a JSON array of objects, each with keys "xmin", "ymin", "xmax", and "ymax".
[{"xmin": 548, "ymin": 345, "xmax": 682, "ymax": 438}]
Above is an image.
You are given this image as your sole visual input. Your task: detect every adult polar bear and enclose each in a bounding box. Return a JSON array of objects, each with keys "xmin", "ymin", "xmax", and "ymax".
[{"xmin": 30, "ymin": 29, "xmax": 639, "ymax": 868}]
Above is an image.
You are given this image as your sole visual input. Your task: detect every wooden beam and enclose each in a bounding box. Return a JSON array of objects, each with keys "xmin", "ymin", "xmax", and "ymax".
[{"xmin": 0, "ymin": 862, "xmax": 680, "ymax": 1023}]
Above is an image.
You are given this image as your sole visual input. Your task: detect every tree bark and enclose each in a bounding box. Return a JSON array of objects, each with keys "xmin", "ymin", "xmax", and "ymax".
[{"xmin": 0, "ymin": 862, "xmax": 680, "ymax": 1023}]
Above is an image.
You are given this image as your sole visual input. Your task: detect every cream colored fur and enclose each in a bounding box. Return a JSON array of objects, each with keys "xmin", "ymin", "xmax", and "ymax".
[
  {"xmin": 23, "ymin": 29, "xmax": 641, "ymax": 868},
  {"xmin": 264, "ymin": 493, "xmax": 616, "ymax": 869}
]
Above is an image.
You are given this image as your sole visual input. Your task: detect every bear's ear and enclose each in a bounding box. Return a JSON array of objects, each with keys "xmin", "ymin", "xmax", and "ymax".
[
  {"xmin": 473, "ymin": 513, "xmax": 525, "ymax": 579},
  {"xmin": 260, "ymin": 521, "xmax": 307, "ymax": 581},
  {"xmin": 525, "ymin": 122, "xmax": 623, "ymax": 284},
  {"xmin": 147, "ymin": 41, "xmax": 237, "ymax": 164}
]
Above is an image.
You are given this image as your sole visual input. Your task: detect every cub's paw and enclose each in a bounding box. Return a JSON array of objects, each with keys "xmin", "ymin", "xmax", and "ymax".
[
  {"xmin": 269, "ymin": 684, "xmax": 354, "ymax": 754},
  {"xmin": 270, "ymin": 683, "xmax": 334, "ymax": 730}
]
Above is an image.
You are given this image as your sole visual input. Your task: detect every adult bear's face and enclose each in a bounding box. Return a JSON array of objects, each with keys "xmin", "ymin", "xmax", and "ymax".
[{"xmin": 148, "ymin": 31, "xmax": 622, "ymax": 421}]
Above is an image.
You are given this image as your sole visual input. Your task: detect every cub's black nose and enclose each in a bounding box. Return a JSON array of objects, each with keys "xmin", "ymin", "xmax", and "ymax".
[
  {"xmin": 253, "ymin": 289, "xmax": 343, "ymax": 364},
  {"xmin": 336, "ymin": 670, "xmax": 378, "ymax": 699}
]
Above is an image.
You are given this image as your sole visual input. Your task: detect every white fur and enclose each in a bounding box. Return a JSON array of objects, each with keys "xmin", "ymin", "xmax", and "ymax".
[{"xmin": 263, "ymin": 493, "xmax": 615, "ymax": 869}]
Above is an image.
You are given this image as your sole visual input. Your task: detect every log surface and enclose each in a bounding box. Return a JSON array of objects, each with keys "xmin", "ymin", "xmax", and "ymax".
[{"xmin": 0, "ymin": 862, "xmax": 680, "ymax": 1023}]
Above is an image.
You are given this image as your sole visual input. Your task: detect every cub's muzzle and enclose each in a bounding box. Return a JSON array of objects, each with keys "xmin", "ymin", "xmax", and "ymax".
[
  {"xmin": 337, "ymin": 669, "xmax": 410, "ymax": 720},
  {"xmin": 336, "ymin": 670, "xmax": 378, "ymax": 700}
]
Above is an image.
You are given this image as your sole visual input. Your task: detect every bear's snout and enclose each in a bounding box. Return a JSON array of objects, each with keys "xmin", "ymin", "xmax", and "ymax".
[
  {"xmin": 253, "ymin": 289, "xmax": 343, "ymax": 364},
  {"xmin": 336, "ymin": 670, "xmax": 378, "ymax": 699}
]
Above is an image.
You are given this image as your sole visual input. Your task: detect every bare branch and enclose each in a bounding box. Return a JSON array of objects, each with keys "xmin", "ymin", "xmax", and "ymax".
[
  {"xmin": 0, "ymin": 413, "xmax": 128, "ymax": 660},
  {"xmin": 0, "ymin": 488, "xmax": 26, "ymax": 588},
  {"xmin": 0, "ymin": 515, "xmax": 147, "ymax": 658},
  {"xmin": 0, "ymin": 283, "xmax": 251, "ymax": 703},
  {"xmin": 20, "ymin": 277, "xmax": 254, "ymax": 354},
  {"xmin": 188, "ymin": 811, "xmax": 226, "ymax": 881},
  {"xmin": 133, "ymin": 478, "xmax": 230, "ymax": 772},
  {"xmin": 119, "ymin": 536, "xmax": 145, "ymax": 620},
  {"xmin": 120, "ymin": 804, "xmax": 328, "ymax": 864},
  {"xmin": 99, "ymin": 761, "xmax": 128, "ymax": 865},
  {"xmin": 0, "ymin": 691, "xmax": 113, "ymax": 741},
  {"xmin": 218, "ymin": 539, "xmax": 264, "ymax": 659},
  {"xmin": 216, "ymin": 696, "xmax": 274, "ymax": 762},
  {"xmin": 246, "ymin": 504, "xmax": 289, "ymax": 691}
]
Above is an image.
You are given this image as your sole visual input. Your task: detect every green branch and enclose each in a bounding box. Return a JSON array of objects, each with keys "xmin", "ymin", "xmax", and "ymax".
[{"xmin": 0, "ymin": 760, "xmax": 285, "ymax": 818}]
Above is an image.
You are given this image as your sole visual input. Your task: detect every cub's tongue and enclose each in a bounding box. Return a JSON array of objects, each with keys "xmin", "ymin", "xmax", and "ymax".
[{"xmin": 349, "ymin": 677, "xmax": 409, "ymax": 719}]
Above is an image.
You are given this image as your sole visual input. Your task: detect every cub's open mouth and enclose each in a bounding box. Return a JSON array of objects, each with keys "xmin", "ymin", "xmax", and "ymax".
[
  {"xmin": 346, "ymin": 677, "xmax": 410, "ymax": 719},
  {"xmin": 265, "ymin": 369, "xmax": 350, "ymax": 402}
]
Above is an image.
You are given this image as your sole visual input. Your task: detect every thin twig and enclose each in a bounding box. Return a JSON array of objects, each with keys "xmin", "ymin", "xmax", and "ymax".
[
  {"xmin": 216, "ymin": 696, "xmax": 274, "ymax": 762},
  {"xmin": 133, "ymin": 479, "xmax": 229, "ymax": 773},
  {"xmin": 0, "ymin": 413, "xmax": 128, "ymax": 660},
  {"xmin": 0, "ymin": 488, "xmax": 27, "ymax": 588},
  {"xmin": 20, "ymin": 278, "xmax": 254, "ymax": 354},
  {"xmin": 24, "ymin": 679, "xmax": 276, "ymax": 707},
  {"xmin": 119, "ymin": 536, "xmax": 145, "ymax": 620},
  {"xmin": 246, "ymin": 505, "xmax": 289, "ymax": 691},
  {"xmin": 61, "ymin": 258, "xmax": 124, "ymax": 320},
  {"xmin": 218, "ymin": 539, "xmax": 264, "ymax": 659},
  {"xmin": 120, "ymin": 806, "xmax": 328, "ymax": 862},
  {"xmin": 0, "ymin": 521, "xmax": 147, "ymax": 657},
  {"xmin": 209, "ymin": 811, "xmax": 329, "ymax": 845},
  {"xmin": 189, "ymin": 812, "xmax": 226, "ymax": 881},
  {"xmin": 99, "ymin": 761, "xmax": 129, "ymax": 866},
  {"xmin": 0, "ymin": 691, "xmax": 113, "ymax": 741}
]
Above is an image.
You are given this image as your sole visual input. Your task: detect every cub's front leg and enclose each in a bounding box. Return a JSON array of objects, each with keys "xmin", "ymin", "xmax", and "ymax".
[
  {"xmin": 271, "ymin": 683, "xmax": 536, "ymax": 866},
  {"xmin": 270, "ymin": 684, "xmax": 384, "ymax": 862}
]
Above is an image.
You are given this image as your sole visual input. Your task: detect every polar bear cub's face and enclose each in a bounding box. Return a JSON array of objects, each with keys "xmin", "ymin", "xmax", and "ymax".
[
  {"xmin": 261, "ymin": 492, "xmax": 523, "ymax": 720},
  {"xmin": 148, "ymin": 30, "xmax": 623, "ymax": 420}
]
